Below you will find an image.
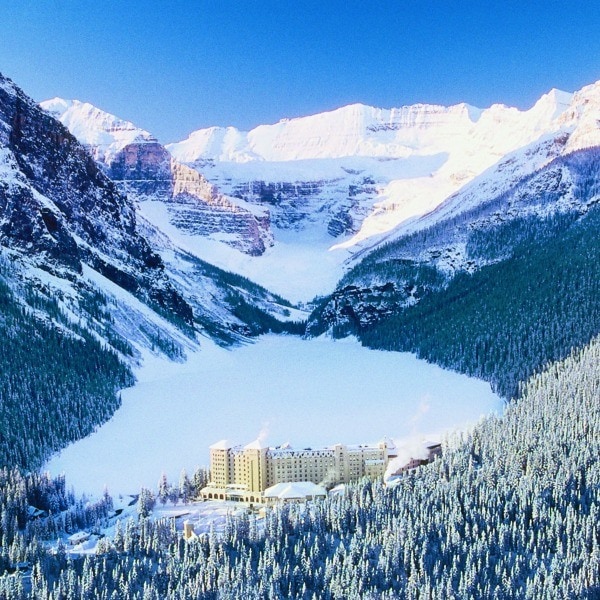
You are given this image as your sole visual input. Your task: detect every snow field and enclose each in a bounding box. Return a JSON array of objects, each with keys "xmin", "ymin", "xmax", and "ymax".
[
  {"xmin": 45, "ymin": 335, "xmax": 502, "ymax": 497},
  {"xmin": 140, "ymin": 199, "xmax": 345, "ymax": 303}
]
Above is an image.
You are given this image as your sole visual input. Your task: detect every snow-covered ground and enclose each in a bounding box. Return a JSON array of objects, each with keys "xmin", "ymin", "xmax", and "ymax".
[
  {"xmin": 58, "ymin": 500, "xmax": 250, "ymax": 557},
  {"xmin": 46, "ymin": 335, "xmax": 502, "ymax": 497},
  {"xmin": 140, "ymin": 200, "xmax": 344, "ymax": 303}
]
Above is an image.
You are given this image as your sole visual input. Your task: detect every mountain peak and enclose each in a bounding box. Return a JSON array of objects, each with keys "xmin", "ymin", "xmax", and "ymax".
[
  {"xmin": 0, "ymin": 73, "xmax": 18, "ymax": 98},
  {"xmin": 40, "ymin": 96, "xmax": 74, "ymax": 115},
  {"xmin": 530, "ymin": 87, "xmax": 573, "ymax": 121},
  {"xmin": 40, "ymin": 97, "xmax": 155, "ymax": 164}
]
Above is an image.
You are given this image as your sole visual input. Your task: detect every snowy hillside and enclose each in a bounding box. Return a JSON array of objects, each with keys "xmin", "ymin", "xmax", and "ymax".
[{"xmin": 179, "ymin": 82, "xmax": 600, "ymax": 304}]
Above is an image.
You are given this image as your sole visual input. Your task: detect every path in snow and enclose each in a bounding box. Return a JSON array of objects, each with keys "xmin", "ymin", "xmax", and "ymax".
[{"xmin": 46, "ymin": 336, "xmax": 502, "ymax": 496}]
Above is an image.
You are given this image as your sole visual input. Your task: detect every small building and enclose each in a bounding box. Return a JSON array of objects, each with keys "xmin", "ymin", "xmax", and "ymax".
[
  {"xmin": 263, "ymin": 481, "xmax": 327, "ymax": 504},
  {"xmin": 388, "ymin": 441, "xmax": 442, "ymax": 478},
  {"xmin": 67, "ymin": 531, "xmax": 90, "ymax": 546}
]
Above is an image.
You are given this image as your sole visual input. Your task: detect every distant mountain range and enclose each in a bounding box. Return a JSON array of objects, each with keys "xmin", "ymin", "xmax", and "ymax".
[{"xmin": 42, "ymin": 81, "xmax": 600, "ymax": 302}]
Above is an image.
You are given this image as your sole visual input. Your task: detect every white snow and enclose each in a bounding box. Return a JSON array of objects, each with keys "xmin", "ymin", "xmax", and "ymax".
[
  {"xmin": 139, "ymin": 199, "xmax": 344, "ymax": 302},
  {"xmin": 169, "ymin": 102, "xmax": 484, "ymax": 163},
  {"xmin": 40, "ymin": 98, "xmax": 155, "ymax": 164},
  {"xmin": 0, "ymin": 147, "xmax": 22, "ymax": 186},
  {"xmin": 210, "ymin": 439, "xmax": 233, "ymax": 450},
  {"xmin": 53, "ymin": 500, "xmax": 252, "ymax": 557},
  {"xmin": 45, "ymin": 335, "xmax": 502, "ymax": 497}
]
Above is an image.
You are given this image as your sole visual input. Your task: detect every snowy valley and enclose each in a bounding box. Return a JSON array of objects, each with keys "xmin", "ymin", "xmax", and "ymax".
[
  {"xmin": 28, "ymin": 76, "xmax": 600, "ymax": 502},
  {"xmin": 1, "ymin": 64, "xmax": 600, "ymax": 599},
  {"xmin": 45, "ymin": 335, "xmax": 501, "ymax": 497},
  {"xmin": 1, "ymin": 70, "xmax": 599, "ymax": 488}
]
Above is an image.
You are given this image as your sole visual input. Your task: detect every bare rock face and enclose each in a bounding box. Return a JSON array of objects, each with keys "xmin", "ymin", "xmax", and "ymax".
[
  {"xmin": 168, "ymin": 162, "xmax": 272, "ymax": 256},
  {"xmin": 108, "ymin": 141, "xmax": 173, "ymax": 199},
  {"xmin": 224, "ymin": 175, "xmax": 377, "ymax": 238},
  {"xmin": 109, "ymin": 144, "xmax": 273, "ymax": 256}
]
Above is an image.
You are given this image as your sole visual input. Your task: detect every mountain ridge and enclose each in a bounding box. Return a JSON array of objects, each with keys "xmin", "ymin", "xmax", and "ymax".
[
  {"xmin": 166, "ymin": 90, "xmax": 573, "ymax": 163},
  {"xmin": 41, "ymin": 98, "xmax": 274, "ymax": 257},
  {"xmin": 44, "ymin": 82, "xmax": 600, "ymax": 302}
]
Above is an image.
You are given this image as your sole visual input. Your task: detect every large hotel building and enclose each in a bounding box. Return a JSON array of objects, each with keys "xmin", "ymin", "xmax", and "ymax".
[{"xmin": 201, "ymin": 438, "xmax": 398, "ymax": 504}]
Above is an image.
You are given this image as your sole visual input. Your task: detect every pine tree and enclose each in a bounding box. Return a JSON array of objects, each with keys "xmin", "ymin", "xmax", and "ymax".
[{"xmin": 157, "ymin": 474, "xmax": 169, "ymax": 506}]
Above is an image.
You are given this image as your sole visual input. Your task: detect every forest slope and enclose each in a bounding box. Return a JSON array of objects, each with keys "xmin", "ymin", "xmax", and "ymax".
[
  {"xmin": 309, "ymin": 148, "xmax": 600, "ymax": 398},
  {"xmin": 1, "ymin": 329, "xmax": 598, "ymax": 598}
]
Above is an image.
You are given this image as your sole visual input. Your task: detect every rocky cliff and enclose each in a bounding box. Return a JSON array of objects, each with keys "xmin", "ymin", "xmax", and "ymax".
[
  {"xmin": 2, "ymin": 73, "xmax": 298, "ymax": 352},
  {"xmin": 1, "ymin": 75, "xmax": 193, "ymax": 323},
  {"xmin": 41, "ymin": 99, "xmax": 273, "ymax": 256}
]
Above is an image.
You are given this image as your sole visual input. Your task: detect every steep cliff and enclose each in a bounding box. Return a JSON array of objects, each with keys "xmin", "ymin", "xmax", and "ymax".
[
  {"xmin": 41, "ymin": 98, "xmax": 273, "ymax": 256},
  {"xmin": 1, "ymin": 76, "xmax": 193, "ymax": 323}
]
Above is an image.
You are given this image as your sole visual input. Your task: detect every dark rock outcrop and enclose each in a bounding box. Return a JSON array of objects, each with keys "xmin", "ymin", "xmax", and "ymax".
[{"xmin": 0, "ymin": 73, "xmax": 193, "ymax": 323}]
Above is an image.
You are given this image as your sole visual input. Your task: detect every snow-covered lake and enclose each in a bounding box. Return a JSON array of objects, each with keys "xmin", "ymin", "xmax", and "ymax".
[{"xmin": 46, "ymin": 335, "xmax": 503, "ymax": 496}]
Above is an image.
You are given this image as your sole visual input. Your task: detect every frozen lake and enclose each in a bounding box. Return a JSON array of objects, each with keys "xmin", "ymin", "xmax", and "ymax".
[{"xmin": 46, "ymin": 335, "xmax": 503, "ymax": 496}]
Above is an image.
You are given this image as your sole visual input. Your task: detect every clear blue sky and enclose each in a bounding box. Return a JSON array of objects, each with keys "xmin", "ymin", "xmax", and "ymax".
[{"xmin": 1, "ymin": 1, "xmax": 599, "ymax": 142}]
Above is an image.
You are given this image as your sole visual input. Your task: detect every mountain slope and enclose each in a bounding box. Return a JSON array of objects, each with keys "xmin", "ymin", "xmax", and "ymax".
[
  {"xmin": 41, "ymin": 98, "xmax": 273, "ymax": 257},
  {"xmin": 1, "ymin": 78, "xmax": 194, "ymax": 322},
  {"xmin": 308, "ymin": 146, "xmax": 600, "ymax": 398},
  {"xmin": 0, "ymin": 258, "xmax": 134, "ymax": 469},
  {"xmin": 0, "ymin": 72, "xmax": 303, "ymax": 471}
]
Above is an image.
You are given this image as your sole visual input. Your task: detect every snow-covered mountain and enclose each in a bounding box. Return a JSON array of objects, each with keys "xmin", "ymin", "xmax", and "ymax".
[
  {"xmin": 0, "ymin": 79, "xmax": 191, "ymax": 319},
  {"xmin": 41, "ymin": 99, "xmax": 273, "ymax": 257},
  {"xmin": 42, "ymin": 80, "xmax": 600, "ymax": 302},
  {"xmin": 0, "ymin": 73, "xmax": 300, "ymax": 358},
  {"xmin": 167, "ymin": 89, "xmax": 574, "ymax": 243},
  {"xmin": 39, "ymin": 98, "xmax": 156, "ymax": 165},
  {"xmin": 169, "ymin": 83, "xmax": 600, "ymax": 299},
  {"xmin": 168, "ymin": 94, "xmax": 569, "ymax": 162},
  {"xmin": 374, "ymin": 79, "xmax": 600, "ymax": 245}
]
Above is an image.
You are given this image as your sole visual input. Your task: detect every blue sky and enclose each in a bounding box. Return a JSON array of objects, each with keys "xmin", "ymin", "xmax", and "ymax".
[{"xmin": 1, "ymin": 1, "xmax": 599, "ymax": 142}]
